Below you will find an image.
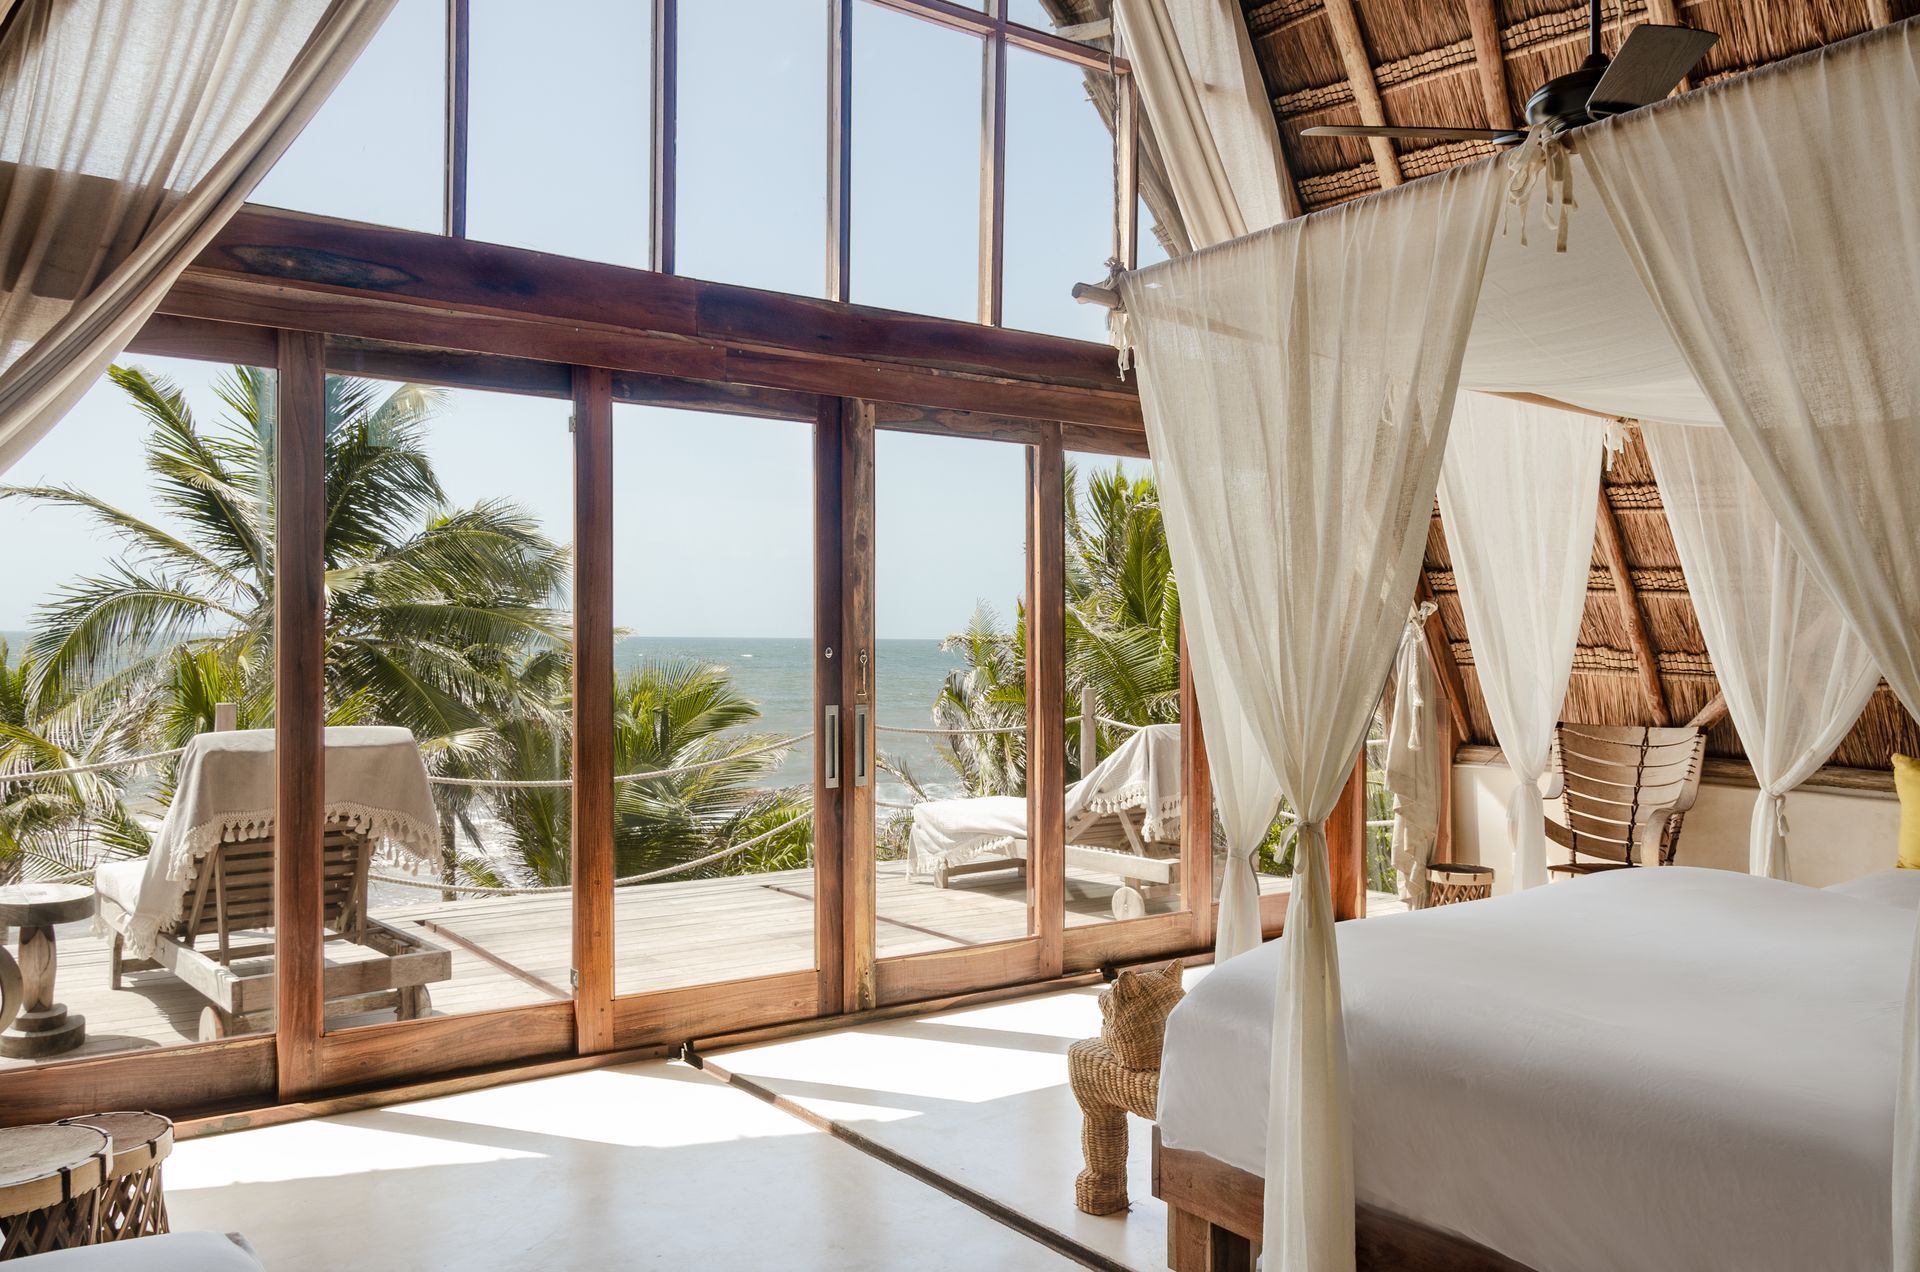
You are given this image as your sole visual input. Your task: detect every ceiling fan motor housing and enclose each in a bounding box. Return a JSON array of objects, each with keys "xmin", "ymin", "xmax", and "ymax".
[{"xmin": 1525, "ymin": 54, "xmax": 1610, "ymax": 130}]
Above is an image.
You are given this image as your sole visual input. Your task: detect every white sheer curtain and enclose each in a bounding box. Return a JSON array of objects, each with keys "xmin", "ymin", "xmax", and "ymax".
[
  {"xmin": 0, "ymin": 0, "xmax": 395, "ymax": 473},
  {"xmin": 1581, "ymin": 20, "xmax": 1920, "ymax": 1268},
  {"xmin": 1110, "ymin": 0, "xmax": 1294, "ymax": 247},
  {"xmin": 1119, "ymin": 158, "xmax": 1503, "ymax": 1271},
  {"xmin": 1436, "ymin": 393, "xmax": 1603, "ymax": 891},
  {"xmin": 1640, "ymin": 423, "xmax": 1880, "ymax": 881},
  {"xmin": 1385, "ymin": 603, "xmax": 1443, "ymax": 909}
]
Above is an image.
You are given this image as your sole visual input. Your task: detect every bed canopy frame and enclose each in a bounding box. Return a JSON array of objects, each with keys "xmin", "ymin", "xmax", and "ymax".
[{"xmin": 1100, "ymin": 14, "xmax": 1920, "ymax": 1271}]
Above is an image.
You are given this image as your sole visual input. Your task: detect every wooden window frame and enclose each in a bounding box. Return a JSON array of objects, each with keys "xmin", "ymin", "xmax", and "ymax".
[{"xmin": 0, "ymin": 204, "xmax": 1186, "ymax": 1124}]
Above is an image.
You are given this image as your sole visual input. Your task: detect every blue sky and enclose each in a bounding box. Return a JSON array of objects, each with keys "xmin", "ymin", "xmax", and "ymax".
[{"xmin": 0, "ymin": 0, "xmax": 1156, "ymax": 639}]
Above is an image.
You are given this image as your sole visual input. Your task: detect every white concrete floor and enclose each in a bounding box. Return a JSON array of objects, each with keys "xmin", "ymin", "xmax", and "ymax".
[
  {"xmin": 166, "ymin": 1058, "xmax": 1084, "ymax": 1271},
  {"xmin": 699, "ymin": 974, "xmax": 1208, "ymax": 1272}
]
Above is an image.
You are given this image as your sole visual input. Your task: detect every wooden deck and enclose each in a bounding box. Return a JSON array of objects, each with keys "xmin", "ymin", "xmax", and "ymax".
[{"xmin": 0, "ymin": 861, "xmax": 1328, "ymax": 1070}]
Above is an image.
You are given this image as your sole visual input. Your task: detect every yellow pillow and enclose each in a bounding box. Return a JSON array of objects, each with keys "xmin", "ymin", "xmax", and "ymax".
[{"xmin": 1895, "ymin": 754, "xmax": 1920, "ymax": 869}]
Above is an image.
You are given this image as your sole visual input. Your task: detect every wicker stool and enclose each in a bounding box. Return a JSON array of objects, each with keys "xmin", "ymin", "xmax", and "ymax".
[
  {"xmin": 1427, "ymin": 862, "xmax": 1495, "ymax": 906},
  {"xmin": 0, "ymin": 1123, "xmax": 109, "ymax": 1259},
  {"xmin": 1069, "ymin": 1038, "xmax": 1160, "ymax": 1215},
  {"xmin": 57, "ymin": 1113, "xmax": 172, "ymax": 1242}
]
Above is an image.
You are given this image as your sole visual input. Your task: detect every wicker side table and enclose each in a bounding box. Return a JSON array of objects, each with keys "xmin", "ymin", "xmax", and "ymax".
[
  {"xmin": 1427, "ymin": 862, "xmax": 1495, "ymax": 906},
  {"xmin": 57, "ymin": 1113, "xmax": 172, "ymax": 1242},
  {"xmin": 1068, "ymin": 1039, "xmax": 1160, "ymax": 1215},
  {"xmin": 0, "ymin": 1123, "xmax": 109, "ymax": 1259}
]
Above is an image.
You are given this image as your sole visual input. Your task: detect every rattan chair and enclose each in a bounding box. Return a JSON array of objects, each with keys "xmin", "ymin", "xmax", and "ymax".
[{"xmin": 1544, "ymin": 723, "xmax": 1707, "ymax": 875}]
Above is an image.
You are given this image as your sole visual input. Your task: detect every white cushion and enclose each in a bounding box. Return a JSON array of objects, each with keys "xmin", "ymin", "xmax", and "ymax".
[{"xmin": 11, "ymin": 1232, "xmax": 262, "ymax": 1271}]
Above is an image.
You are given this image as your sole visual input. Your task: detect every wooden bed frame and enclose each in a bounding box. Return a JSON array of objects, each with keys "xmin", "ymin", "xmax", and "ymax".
[{"xmin": 1153, "ymin": 1131, "xmax": 1536, "ymax": 1272}]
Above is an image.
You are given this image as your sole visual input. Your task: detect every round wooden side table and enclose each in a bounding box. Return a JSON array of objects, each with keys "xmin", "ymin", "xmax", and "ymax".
[
  {"xmin": 57, "ymin": 1113, "xmax": 172, "ymax": 1243},
  {"xmin": 0, "ymin": 1122, "xmax": 110, "ymax": 1259},
  {"xmin": 1427, "ymin": 863, "xmax": 1495, "ymax": 906},
  {"xmin": 0, "ymin": 884, "xmax": 94, "ymax": 1059}
]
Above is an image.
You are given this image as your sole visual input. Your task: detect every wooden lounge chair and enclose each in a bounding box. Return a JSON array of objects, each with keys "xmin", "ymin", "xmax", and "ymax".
[
  {"xmin": 97, "ymin": 819, "xmax": 453, "ymax": 1041},
  {"xmin": 1544, "ymin": 723, "xmax": 1707, "ymax": 875}
]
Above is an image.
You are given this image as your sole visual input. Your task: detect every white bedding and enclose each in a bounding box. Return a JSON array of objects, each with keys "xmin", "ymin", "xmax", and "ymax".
[
  {"xmin": 1825, "ymin": 867, "xmax": 1920, "ymax": 913},
  {"xmin": 1158, "ymin": 867, "xmax": 1909, "ymax": 1271}
]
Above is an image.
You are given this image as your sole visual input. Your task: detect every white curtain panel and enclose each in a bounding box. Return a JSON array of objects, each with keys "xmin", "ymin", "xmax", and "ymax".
[
  {"xmin": 1118, "ymin": 158, "xmax": 1503, "ymax": 1271},
  {"xmin": 1111, "ymin": 0, "xmax": 1295, "ymax": 247},
  {"xmin": 1580, "ymin": 20, "xmax": 1920, "ymax": 1269},
  {"xmin": 1436, "ymin": 393, "xmax": 1603, "ymax": 891},
  {"xmin": 0, "ymin": 0, "xmax": 396, "ymax": 474},
  {"xmin": 1384, "ymin": 604, "xmax": 1443, "ymax": 909},
  {"xmin": 1640, "ymin": 422, "xmax": 1880, "ymax": 881}
]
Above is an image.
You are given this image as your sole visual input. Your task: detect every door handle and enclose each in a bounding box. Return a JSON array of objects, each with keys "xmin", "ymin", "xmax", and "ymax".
[
  {"xmin": 823, "ymin": 706, "xmax": 840, "ymax": 789},
  {"xmin": 854, "ymin": 705, "xmax": 870, "ymax": 788}
]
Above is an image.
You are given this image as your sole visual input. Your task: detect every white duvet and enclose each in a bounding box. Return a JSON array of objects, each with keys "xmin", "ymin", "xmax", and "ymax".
[{"xmin": 1158, "ymin": 867, "xmax": 1912, "ymax": 1271}]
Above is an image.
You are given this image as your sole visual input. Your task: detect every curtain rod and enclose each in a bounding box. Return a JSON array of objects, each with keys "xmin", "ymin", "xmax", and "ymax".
[{"xmin": 1071, "ymin": 281, "xmax": 1122, "ymax": 309}]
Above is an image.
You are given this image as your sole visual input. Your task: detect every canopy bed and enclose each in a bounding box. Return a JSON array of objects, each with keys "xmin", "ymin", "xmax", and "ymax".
[{"xmin": 1101, "ymin": 14, "xmax": 1920, "ymax": 1272}]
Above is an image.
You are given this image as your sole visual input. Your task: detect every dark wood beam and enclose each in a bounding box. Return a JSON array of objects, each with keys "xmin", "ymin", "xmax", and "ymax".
[
  {"xmin": 1320, "ymin": 0, "xmax": 1402, "ymax": 187},
  {"xmin": 570, "ymin": 365, "xmax": 616, "ymax": 1053},
  {"xmin": 1465, "ymin": 0, "xmax": 1517, "ymax": 130},
  {"xmin": 166, "ymin": 208, "xmax": 1140, "ymax": 430},
  {"xmin": 273, "ymin": 329, "xmax": 328, "ymax": 1099},
  {"xmin": 1594, "ymin": 485, "xmax": 1673, "ymax": 725}
]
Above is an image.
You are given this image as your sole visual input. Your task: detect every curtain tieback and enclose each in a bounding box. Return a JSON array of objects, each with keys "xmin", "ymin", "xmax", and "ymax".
[
  {"xmin": 1504, "ymin": 124, "xmax": 1576, "ymax": 252},
  {"xmin": 1765, "ymin": 790, "xmax": 1790, "ymax": 840}
]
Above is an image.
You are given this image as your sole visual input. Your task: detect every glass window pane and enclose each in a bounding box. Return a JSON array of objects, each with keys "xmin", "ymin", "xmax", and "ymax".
[
  {"xmin": 467, "ymin": 0, "xmax": 651, "ymax": 266},
  {"xmin": 251, "ymin": 0, "xmax": 445, "ymax": 232},
  {"xmin": 324, "ymin": 377, "xmax": 576, "ymax": 1026},
  {"xmin": 1138, "ymin": 194, "xmax": 1173, "ymax": 267},
  {"xmin": 878, "ymin": 431, "xmax": 1029, "ymax": 953},
  {"xmin": 0, "ymin": 356, "xmax": 276, "ymax": 1067},
  {"xmin": 1063, "ymin": 452, "xmax": 1186, "ymax": 927},
  {"xmin": 1008, "ymin": 0, "xmax": 1059, "ymax": 28},
  {"xmin": 612, "ymin": 406, "xmax": 816, "ymax": 997},
  {"xmin": 852, "ymin": 5, "xmax": 983, "ymax": 321},
  {"xmin": 676, "ymin": 1, "xmax": 829, "ymax": 296},
  {"xmin": 1003, "ymin": 47, "xmax": 1116, "ymax": 340}
]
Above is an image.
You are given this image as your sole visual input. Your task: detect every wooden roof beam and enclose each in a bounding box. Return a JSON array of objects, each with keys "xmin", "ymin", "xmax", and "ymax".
[
  {"xmin": 1687, "ymin": 692, "xmax": 1729, "ymax": 731},
  {"xmin": 1465, "ymin": 0, "xmax": 1517, "ymax": 130},
  {"xmin": 1594, "ymin": 484, "xmax": 1673, "ymax": 726},
  {"xmin": 1415, "ymin": 570, "xmax": 1474, "ymax": 745},
  {"xmin": 1320, "ymin": 0, "xmax": 1402, "ymax": 187}
]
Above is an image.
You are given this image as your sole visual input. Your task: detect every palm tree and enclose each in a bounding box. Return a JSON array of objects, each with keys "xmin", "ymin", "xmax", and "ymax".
[
  {"xmin": 481, "ymin": 657, "xmax": 811, "ymax": 888},
  {"xmin": 2, "ymin": 365, "xmax": 571, "ymax": 743},
  {"xmin": 930, "ymin": 460, "xmax": 1183, "ymax": 797}
]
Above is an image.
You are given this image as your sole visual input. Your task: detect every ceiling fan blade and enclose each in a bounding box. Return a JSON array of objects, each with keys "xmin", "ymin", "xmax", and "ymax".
[
  {"xmin": 1587, "ymin": 24, "xmax": 1718, "ymax": 116},
  {"xmin": 1300, "ymin": 124, "xmax": 1521, "ymax": 143}
]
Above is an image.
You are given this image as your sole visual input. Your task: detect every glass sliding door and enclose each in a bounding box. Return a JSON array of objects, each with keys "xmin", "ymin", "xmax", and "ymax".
[{"xmin": 609, "ymin": 402, "xmax": 817, "ymax": 999}]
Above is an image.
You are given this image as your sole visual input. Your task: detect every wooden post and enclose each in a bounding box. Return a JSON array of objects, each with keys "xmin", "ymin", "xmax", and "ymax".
[
  {"xmin": 1464, "ymin": 0, "xmax": 1516, "ymax": 131},
  {"xmin": 1326, "ymin": 750, "xmax": 1368, "ymax": 921},
  {"xmin": 841, "ymin": 401, "xmax": 877, "ymax": 1010},
  {"xmin": 649, "ymin": 0, "xmax": 678, "ymax": 273},
  {"xmin": 1178, "ymin": 631, "xmax": 1215, "ymax": 950},
  {"xmin": 1027, "ymin": 428, "xmax": 1066, "ymax": 974},
  {"xmin": 977, "ymin": 26, "xmax": 1007, "ymax": 326},
  {"xmin": 813, "ymin": 399, "xmax": 847, "ymax": 1014},
  {"xmin": 826, "ymin": 0, "xmax": 854, "ymax": 303},
  {"xmin": 570, "ymin": 366, "xmax": 615, "ymax": 1053},
  {"xmin": 273, "ymin": 329, "xmax": 327, "ymax": 1099},
  {"xmin": 212, "ymin": 702, "xmax": 237, "ymax": 733},
  {"xmin": 444, "ymin": 0, "xmax": 470, "ymax": 238}
]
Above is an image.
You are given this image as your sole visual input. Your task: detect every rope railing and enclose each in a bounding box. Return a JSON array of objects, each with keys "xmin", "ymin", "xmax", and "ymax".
[
  {"xmin": 1094, "ymin": 715, "xmax": 1147, "ymax": 732},
  {"xmin": 0, "ymin": 746, "xmax": 186, "ymax": 786},
  {"xmin": 875, "ymin": 723, "xmax": 1026, "ymax": 737},
  {"xmin": 426, "ymin": 732, "xmax": 811, "ymax": 790},
  {"xmin": 369, "ymin": 808, "xmax": 814, "ymax": 897}
]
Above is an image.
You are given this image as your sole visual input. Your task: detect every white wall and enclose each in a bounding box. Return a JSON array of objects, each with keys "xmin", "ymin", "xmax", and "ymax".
[{"xmin": 1451, "ymin": 755, "xmax": 1897, "ymax": 891}]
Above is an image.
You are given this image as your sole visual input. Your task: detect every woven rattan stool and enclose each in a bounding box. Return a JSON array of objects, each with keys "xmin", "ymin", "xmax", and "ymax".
[
  {"xmin": 1427, "ymin": 862, "xmax": 1495, "ymax": 906},
  {"xmin": 57, "ymin": 1113, "xmax": 172, "ymax": 1242},
  {"xmin": 1069, "ymin": 959, "xmax": 1184, "ymax": 1215},
  {"xmin": 0, "ymin": 1122, "xmax": 109, "ymax": 1259}
]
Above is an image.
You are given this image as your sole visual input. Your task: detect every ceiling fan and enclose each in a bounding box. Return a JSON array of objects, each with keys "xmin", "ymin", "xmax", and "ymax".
[{"xmin": 1300, "ymin": 0, "xmax": 1718, "ymax": 147}]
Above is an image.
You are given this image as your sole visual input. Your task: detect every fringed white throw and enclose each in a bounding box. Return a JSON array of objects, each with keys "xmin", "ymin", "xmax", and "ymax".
[
  {"xmin": 1436, "ymin": 393, "xmax": 1604, "ymax": 890},
  {"xmin": 1640, "ymin": 422, "xmax": 1879, "ymax": 881},
  {"xmin": 117, "ymin": 727, "xmax": 440, "ymax": 958},
  {"xmin": 1117, "ymin": 158, "xmax": 1502, "ymax": 1271},
  {"xmin": 1579, "ymin": 20, "xmax": 1920, "ymax": 1268}
]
